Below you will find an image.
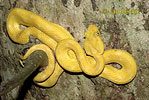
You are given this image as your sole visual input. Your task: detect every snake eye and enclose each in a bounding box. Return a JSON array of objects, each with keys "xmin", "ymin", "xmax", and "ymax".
[
  {"xmin": 94, "ymin": 31, "xmax": 99, "ymax": 37},
  {"xmin": 96, "ymin": 32, "xmax": 99, "ymax": 36}
]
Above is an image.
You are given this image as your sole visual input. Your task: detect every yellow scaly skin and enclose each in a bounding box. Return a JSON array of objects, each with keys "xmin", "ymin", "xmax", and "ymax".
[
  {"xmin": 84, "ymin": 25, "xmax": 137, "ymax": 83},
  {"xmin": 59, "ymin": 25, "xmax": 137, "ymax": 84},
  {"xmin": 7, "ymin": 8, "xmax": 137, "ymax": 86},
  {"xmin": 84, "ymin": 25, "xmax": 104, "ymax": 55},
  {"xmin": 36, "ymin": 25, "xmax": 105, "ymax": 87},
  {"xmin": 20, "ymin": 44, "xmax": 55, "ymax": 82},
  {"xmin": 100, "ymin": 49, "xmax": 137, "ymax": 84},
  {"xmin": 56, "ymin": 39, "xmax": 105, "ymax": 75},
  {"xmin": 7, "ymin": 8, "xmax": 67, "ymax": 86},
  {"xmin": 7, "ymin": 8, "xmax": 105, "ymax": 87}
]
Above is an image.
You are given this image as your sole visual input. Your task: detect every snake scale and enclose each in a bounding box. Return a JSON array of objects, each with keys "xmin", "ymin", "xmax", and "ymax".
[{"xmin": 6, "ymin": 8, "xmax": 137, "ymax": 87}]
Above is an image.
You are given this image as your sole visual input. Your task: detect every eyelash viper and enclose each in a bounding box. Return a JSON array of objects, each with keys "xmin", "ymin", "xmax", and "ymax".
[{"xmin": 6, "ymin": 8, "xmax": 137, "ymax": 87}]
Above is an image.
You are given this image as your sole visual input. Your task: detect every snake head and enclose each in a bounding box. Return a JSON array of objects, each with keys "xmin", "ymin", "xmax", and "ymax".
[
  {"xmin": 84, "ymin": 25, "xmax": 104, "ymax": 55},
  {"xmin": 85, "ymin": 25, "xmax": 101, "ymax": 38}
]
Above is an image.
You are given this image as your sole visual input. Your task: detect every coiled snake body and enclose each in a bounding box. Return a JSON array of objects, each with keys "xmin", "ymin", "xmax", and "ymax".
[{"xmin": 7, "ymin": 8, "xmax": 137, "ymax": 87}]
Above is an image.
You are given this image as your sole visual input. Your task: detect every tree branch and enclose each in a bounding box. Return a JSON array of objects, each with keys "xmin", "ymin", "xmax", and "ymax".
[{"xmin": 0, "ymin": 50, "xmax": 48, "ymax": 96}]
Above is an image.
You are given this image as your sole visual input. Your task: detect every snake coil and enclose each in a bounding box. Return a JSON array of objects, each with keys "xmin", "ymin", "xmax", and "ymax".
[{"xmin": 7, "ymin": 8, "xmax": 137, "ymax": 87}]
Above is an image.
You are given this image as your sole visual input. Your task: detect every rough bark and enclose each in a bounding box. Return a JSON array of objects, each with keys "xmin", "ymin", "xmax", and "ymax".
[{"xmin": 0, "ymin": 0, "xmax": 149, "ymax": 100}]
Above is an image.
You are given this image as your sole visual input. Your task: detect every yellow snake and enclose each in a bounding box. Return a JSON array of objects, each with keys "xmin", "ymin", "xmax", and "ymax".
[{"xmin": 7, "ymin": 8, "xmax": 137, "ymax": 87}]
